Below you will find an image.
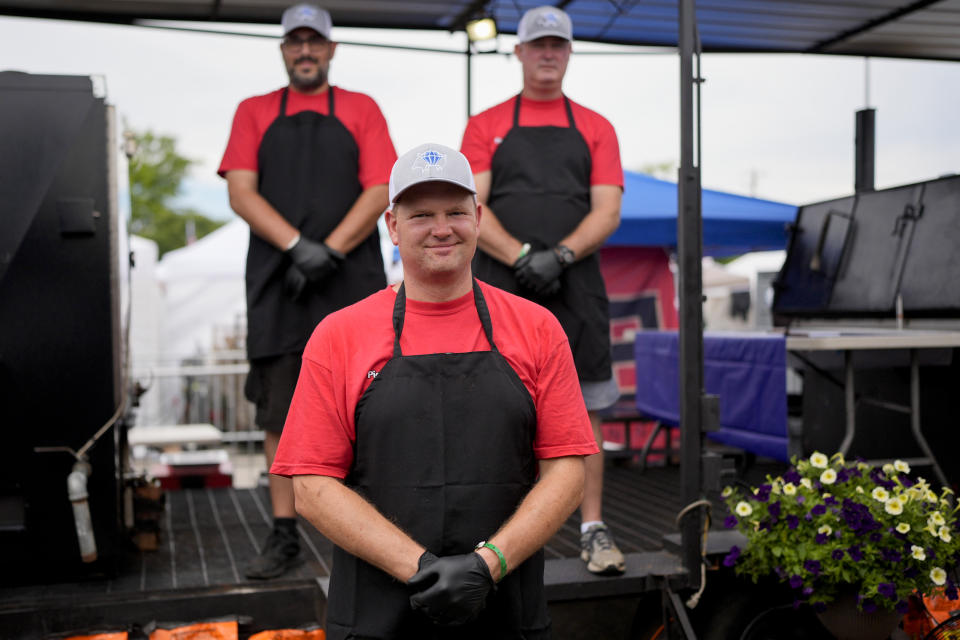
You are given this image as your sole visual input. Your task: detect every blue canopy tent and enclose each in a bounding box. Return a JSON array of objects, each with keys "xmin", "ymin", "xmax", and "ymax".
[{"xmin": 605, "ymin": 171, "xmax": 797, "ymax": 256}]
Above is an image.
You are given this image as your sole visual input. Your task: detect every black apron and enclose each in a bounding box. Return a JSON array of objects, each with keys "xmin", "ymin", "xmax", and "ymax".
[
  {"xmin": 473, "ymin": 95, "xmax": 611, "ymax": 381},
  {"xmin": 325, "ymin": 282, "xmax": 550, "ymax": 640},
  {"xmin": 247, "ymin": 86, "xmax": 386, "ymax": 359}
]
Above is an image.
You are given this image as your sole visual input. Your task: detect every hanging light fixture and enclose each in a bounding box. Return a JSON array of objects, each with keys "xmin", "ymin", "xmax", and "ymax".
[{"xmin": 466, "ymin": 15, "xmax": 498, "ymax": 42}]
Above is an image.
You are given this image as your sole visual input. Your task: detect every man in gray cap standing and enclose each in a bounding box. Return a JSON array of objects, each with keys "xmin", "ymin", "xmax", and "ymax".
[
  {"xmin": 461, "ymin": 5, "xmax": 626, "ymax": 575},
  {"xmin": 218, "ymin": 3, "xmax": 396, "ymax": 579},
  {"xmin": 272, "ymin": 143, "xmax": 598, "ymax": 638}
]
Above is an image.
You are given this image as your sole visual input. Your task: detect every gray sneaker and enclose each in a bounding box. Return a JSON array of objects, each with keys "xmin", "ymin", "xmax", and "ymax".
[
  {"xmin": 580, "ymin": 524, "xmax": 626, "ymax": 575},
  {"xmin": 245, "ymin": 528, "xmax": 302, "ymax": 579}
]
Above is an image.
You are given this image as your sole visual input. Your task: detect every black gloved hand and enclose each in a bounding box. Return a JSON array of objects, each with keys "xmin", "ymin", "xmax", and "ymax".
[
  {"xmin": 514, "ymin": 249, "xmax": 563, "ymax": 297},
  {"xmin": 283, "ymin": 264, "xmax": 309, "ymax": 301},
  {"xmin": 408, "ymin": 551, "xmax": 495, "ymax": 626},
  {"xmin": 286, "ymin": 235, "xmax": 345, "ymax": 284}
]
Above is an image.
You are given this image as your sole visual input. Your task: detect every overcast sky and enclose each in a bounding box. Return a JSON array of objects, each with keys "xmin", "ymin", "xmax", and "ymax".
[{"xmin": 2, "ymin": 14, "xmax": 959, "ymax": 220}]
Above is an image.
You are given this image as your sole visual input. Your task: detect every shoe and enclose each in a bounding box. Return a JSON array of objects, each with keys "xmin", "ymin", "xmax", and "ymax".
[
  {"xmin": 245, "ymin": 527, "xmax": 302, "ymax": 579},
  {"xmin": 580, "ymin": 524, "xmax": 626, "ymax": 575}
]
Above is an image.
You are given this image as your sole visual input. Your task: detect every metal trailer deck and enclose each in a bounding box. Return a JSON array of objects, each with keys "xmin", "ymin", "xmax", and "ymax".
[{"xmin": 0, "ymin": 464, "xmax": 732, "ymax": 639}]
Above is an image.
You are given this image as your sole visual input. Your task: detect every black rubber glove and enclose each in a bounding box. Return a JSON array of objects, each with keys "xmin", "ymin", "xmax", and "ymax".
[
  {"xmin": 514, "ymin": 249, "xmax": 563, "ymax": 297},
  {"xmin": 286, "ymin": 236, "xmax": 345, "ymax": 284},
  {"xmin": 408, "ymin": 551, "xmax": 495, "ymax": 626},
  {"xmin": 283, "ymin": 264, "xmax": 309, "ymax": 301}
]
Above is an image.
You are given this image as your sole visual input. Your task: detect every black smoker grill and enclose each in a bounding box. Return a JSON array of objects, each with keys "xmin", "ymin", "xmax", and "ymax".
[{"xmin": 773, "ymin": 174, "xmax": 960, "ymax": 487}]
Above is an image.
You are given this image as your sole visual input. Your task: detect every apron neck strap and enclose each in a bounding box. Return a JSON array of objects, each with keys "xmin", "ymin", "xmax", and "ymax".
[
  {"xmin": 278, "ymin": 86, "xmax": 335, "ymax": 117},
  {"xmin": 512, "ymin": 94, "xmax": 576, "ymax": 129},
  {"xmin": 391, "ymin": 280, "xmax": 497, "ymax": 358}
]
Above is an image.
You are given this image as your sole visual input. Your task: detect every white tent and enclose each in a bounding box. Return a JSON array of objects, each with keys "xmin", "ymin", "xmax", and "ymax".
[{"xmin": 154, "ymin": 219, "xmax": 249, "ymax": 360}]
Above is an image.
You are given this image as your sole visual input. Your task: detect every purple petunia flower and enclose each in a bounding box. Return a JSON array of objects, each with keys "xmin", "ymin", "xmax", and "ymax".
[
  {"xmin": 797, "ymin": 495, "xmax": 806, "ymax": 504},
  {"xmin": 832, "ymin": 549, "xmax": 845, "ymax": 560},
  {"xmin": 789, "ymin": 574, "xmax": 803, "ymax": 589},
  {"xmin": 881, "ymin": 548, "xmax": 902, "ymax": 563},
  {"xmin": 869, "ymin": 532, "xmax": 882, "ymax": 543},
  {"xmin": 836, "ymin": 468, "xmax": 850, "ymax": 483},
  {"xmin": 878, "ymin": 582, "xmax": 897, "ymax": 600},
  {"xmin": 945, "ymin": 582, "xmax": 958, "ymax": 601},
  {"xmin": 787, "ymin": 515, "xmax": 799, "ymax": 530},
  {"xmin": 724, "ymin": 515, "xmax": 737, "ymax": 529},
  {"xmin": 755, "ymin": 484, "xmax": 771, "ymax": 503},
  {"xmin": 848, "ymin": 545, "xmax": 864, "ymax": 562},
  {"xmin": 768, "ymin": 501, "xmax": 781, "ymax": 517},
  {"xmin": 784, "ymin": 470, "xmax": 801, "ymax": 484},
  {"xmin": 802, "ymin": 586, "xmax": 814, "ymax": 596},
  {"xmin": 804, "ymin": 560, "xmax": 821, "ymax": 576},
  {"xmin": 811, "ymin": 504, "xmax": 827, "ymax": 516},
  {"xmin": 723, "ymin": 545, "xmax": 740, "ymax": 567},
  {"xmin": 862, "ymin": 598, "xmax": 878, "ymax": 613},
  {"xmin": 815, "ymin": 533, "xmax": 829, "ymax": 544}
]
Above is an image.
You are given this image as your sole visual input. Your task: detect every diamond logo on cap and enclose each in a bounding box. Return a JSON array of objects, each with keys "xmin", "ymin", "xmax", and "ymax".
[
  {"xmin": 296, "ymin": 6, "xmax": 316, "ymax": 20},
  {"xmin": 413, "ymin": 149, "xmax": 446, "ymax": 176},
  {"xmin": 535, "ymin": 11, "xmax": 561, "ymax": 28}
]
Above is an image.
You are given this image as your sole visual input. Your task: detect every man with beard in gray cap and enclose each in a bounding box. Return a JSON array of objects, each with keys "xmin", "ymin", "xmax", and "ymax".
[{"xmin": 218, "ymin": 3, "xmax": 397, "ymax": 580}]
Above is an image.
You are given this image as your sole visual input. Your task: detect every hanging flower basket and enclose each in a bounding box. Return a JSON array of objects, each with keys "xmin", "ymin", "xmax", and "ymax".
[{"xmin": 722, "ymin": 453, "xmax": 960, "ymax": 616}]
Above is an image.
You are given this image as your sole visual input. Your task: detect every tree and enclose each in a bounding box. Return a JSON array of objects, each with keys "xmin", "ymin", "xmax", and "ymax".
[{"xmin": 127, "ymin": 130, "xmax": 224, "ymax": 256}]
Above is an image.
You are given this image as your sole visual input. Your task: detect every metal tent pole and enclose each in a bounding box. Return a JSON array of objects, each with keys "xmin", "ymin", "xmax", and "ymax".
[{"xmin": 677, "ymin": 0, "xmax": 705, "ymax": 593}]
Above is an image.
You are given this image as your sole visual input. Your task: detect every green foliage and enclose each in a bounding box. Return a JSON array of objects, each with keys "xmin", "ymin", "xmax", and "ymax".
[
  {"xmin": 127, "ymin": 130, "xmax": 224, "ymax": 256},
  {"xmin": 723, "ymin": 453, "xmax": 960, "ymax": 613}
]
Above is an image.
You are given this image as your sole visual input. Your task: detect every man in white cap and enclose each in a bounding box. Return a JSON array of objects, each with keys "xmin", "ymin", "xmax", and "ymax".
[
  {"xmin": 460, "ymin": 6, "xmax": 626, "ymax": 575},
  {"xmin": 218, "ymin": 3, "xmax": 397, "ymax": 579},
  {"xmin": 272, "ymin": 143, "xmax": 598, "ymax": 638}
]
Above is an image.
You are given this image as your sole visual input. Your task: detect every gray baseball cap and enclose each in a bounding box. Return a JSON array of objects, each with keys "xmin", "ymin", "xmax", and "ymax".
[
  {"xmin": 281, "ymin": 3, "xmax": 333, "ymax": 39},
  {"xmin": 517, "ymin": 6, "xmax": 573, "ymax": 43},
  {"xmin": 388, "ymin": 143, "xmax": 477, "ymax": 204}
]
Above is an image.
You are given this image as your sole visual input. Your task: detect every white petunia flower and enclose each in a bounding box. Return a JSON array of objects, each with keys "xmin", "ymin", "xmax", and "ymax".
[
  {"xmin": 883, "ymin": 463, "xmax": 896, "ymax": 475},
  {"xmin": 939, "ymin": 526, "xmax": 952, "ymax": 543},
  {"xmin": 820, "ymin": 469, "xmax": 837, "ymax": 485},
  {"xmin": 818, "ymin": 525, "xmax": 832, "ymax": 536},
  {"xmin": 931, "ymin": 567, "xmax": 947, "ymax": 586},
  {"xmin": 735, "ymin": 501, "xmax": 753, "ymax": 517},
  {"xmin": 894, "ymin": 459, "xmax": 911, "ymax": 473},
  {"xmin": 801, "ymin": 477, "xmax": 813, "ymax": 490},
  {"xmin": 810, "ymin": 452, "xmax": 829, "ymax": 469},
  {"xmin": 927, "ymin": 490, "xmax": 939, "ymax": 503},
  {"xmin": 911, "ymin": 545, "xmax": 926, "ymax": 561},
  {"xmin": 721, "ymin": 486, "xmax": 733, "ymax": 498},
  {"xmin": 897, "ymin": 523, "xmax": 911, "ymax": 534},
  {"xmin": 783, "ymin": 483, "xmax": 797, "ymax": 496},
  {"xmin": 872, "ymin": 487, "xmax": 889, "ymax": 502},
  {"xmin": 930, "ymin": 512, "xmax": 946, "ymax": 527},
  {"xmin": 885, "ymin": 499, "xmax": 903, "ymax": 516},
  {"xmin": 856, "ymin": 486, "xmax": 865, "ymax": 494}
]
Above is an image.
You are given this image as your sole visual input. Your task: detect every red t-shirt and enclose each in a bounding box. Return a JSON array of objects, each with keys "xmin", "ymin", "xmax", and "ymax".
[
  {"xmin": 218, "ymin": 86, "xmax": 396, "ymax": 189},
  {"xmin": 271, "ymin": 282, "xmax": 599, "ymax": 479},
  {"xmin": 460, "ymin": 95, "xmax": 624, "ymax": 187}
]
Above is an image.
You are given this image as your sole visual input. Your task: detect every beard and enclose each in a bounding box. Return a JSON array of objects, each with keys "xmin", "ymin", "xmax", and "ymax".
[{"xmin": 287, "ymin": 57, "xmax": 328, "ymax": 92}]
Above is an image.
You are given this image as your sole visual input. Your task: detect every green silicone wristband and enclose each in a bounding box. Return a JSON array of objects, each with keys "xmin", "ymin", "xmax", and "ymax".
[{"xmin": 476, "ymin": 540, "xmax": 507, "ymax": 580}]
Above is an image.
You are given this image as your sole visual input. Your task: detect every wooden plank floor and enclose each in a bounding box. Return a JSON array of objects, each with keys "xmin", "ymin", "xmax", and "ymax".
[{"xmin": 0, "ymin": 462, "xmax": 738, "ymax": 636}]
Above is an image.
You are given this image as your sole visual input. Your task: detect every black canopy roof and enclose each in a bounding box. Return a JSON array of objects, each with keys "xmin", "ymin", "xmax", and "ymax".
[{"xmin": 2, "ymin": 0, "xmax": 960, "ymax": 61}]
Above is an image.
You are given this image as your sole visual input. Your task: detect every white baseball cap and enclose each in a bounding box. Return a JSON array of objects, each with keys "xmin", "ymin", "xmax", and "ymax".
[
  {"xmin": 281, "ymin": 3, "xmax": 333, "ymax": 39},
  {"xmin": 388, "ymin": 143, "xmax": 477, "ymax": 204},
  {"xmin": 517, "ymin": 6, "xmax": 573, "ymax": 43}
]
